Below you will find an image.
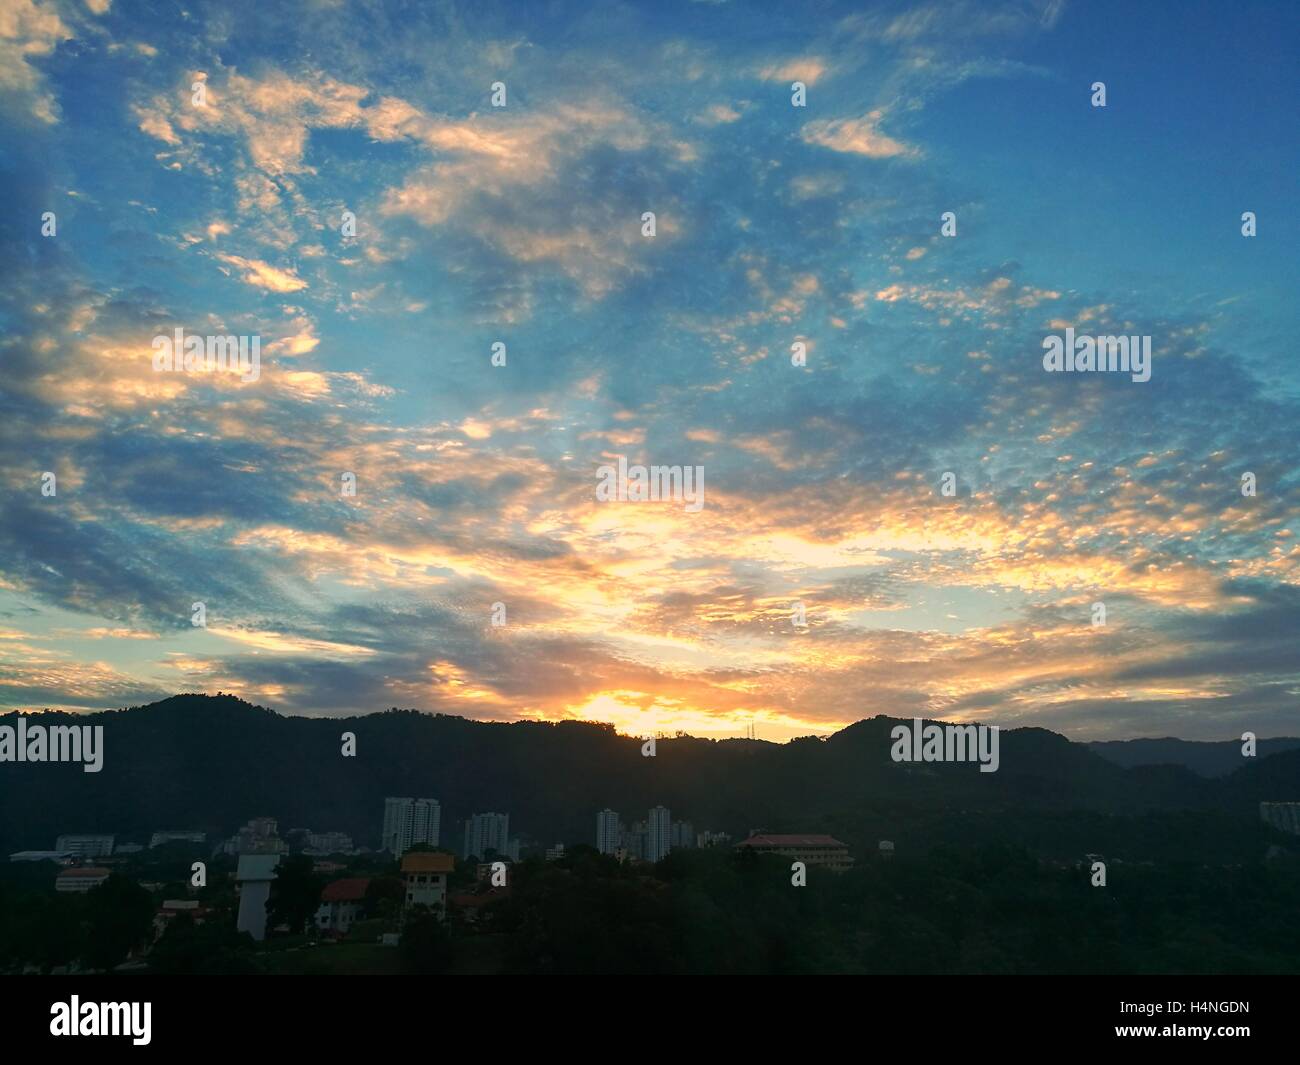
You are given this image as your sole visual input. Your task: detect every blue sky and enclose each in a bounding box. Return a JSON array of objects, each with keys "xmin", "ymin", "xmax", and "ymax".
[{"xmin": 1, "ymin": 0, "xmax": 1297, "ymax": 740}]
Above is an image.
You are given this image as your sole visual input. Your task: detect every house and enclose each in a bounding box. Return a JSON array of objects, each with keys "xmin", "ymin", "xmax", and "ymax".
[
  {"xmin": 401, "ymin": 851, "xmax": 455, "ymax": 917},
  {"xmin": 734, "ymin": 833, "xmax": 854, "ymax": 871},
  {"xmin": 55, "ymin": 866, "xmax": 111, "ymax": 892},
  {"xmin": 315, "ymin": 877, "xmax": 371, "ymax": 935},
  {"xmin": 449, "ymin": 888, "xmax": 508, "ymax": 924},
  {"xmin": 152, "ymin": 899, "xmax": 208, "ymax": 940}
]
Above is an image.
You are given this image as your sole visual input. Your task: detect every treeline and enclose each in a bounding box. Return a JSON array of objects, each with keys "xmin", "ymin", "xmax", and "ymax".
[{"xmin": 486, "ymin": 845, "xmax": 1300, "ymax": 974}]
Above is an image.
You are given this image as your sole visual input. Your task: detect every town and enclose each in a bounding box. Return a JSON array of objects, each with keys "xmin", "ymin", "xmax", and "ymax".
[{"xmin": 2, "ymin": 800, "xmax": 860, "ymax": 975}]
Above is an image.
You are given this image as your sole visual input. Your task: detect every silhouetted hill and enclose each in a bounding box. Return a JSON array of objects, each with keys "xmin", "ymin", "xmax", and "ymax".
[
  {"xmin": 2, "ymin": 696, "xmax": 1296, "ymax": 863},
  {"xmin": 1088, "ymin": 736, "xmax": 1300, "ymax": 777}
]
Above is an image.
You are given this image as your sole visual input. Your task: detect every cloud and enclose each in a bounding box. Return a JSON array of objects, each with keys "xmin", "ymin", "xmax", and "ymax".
[
  {"xmin": 801, "ymin": 109, "xmax": 917, "ymax": 158},
  {"xmin": 758, "ymin": 57, "xmax": 829, "ymax": 85},
  {"xmin": 0, "ymin": 0, "xmax": 73, "ymax": 123},
  {"xmin": 214, "ymin": 254, "xmax": 308, "ymax": 293}
]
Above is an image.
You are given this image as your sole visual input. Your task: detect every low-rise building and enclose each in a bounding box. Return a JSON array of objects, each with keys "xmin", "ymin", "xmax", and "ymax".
[
  {"xmin": 223, "ymin": 817, "xmax": 286, "ymax": 857},
  {"xmin": 305, "ymin": 831, "xmax": 354, "ymax": 855},
  {"xmin": 734, "ymin": 833, "xmax": 854, "ymax": 871},
  {"xmin": 55, "ymin": 834, "xmax": 115, "ymax": 858},
  {"xmin": 9, "ymin": 850, "xmax": 73, "ymax": 864},
  {"xmin": 449, "ymin": 889, "xmax": 508, "ymax": 924},
  {"xmin": 401, "ymin": 851, "xmax": 455, "ymax": 917},
  {"xmin": 149, "ymin": 831, "xmax": 207, "ymax": 848},
  {"xmin": 56, "ymin": 866, "xmax": 112, "ymax": 892},
  {"xmin": 152, "ymin": 899, "xmax": 208, "ymax": 940},
  {"xmin": 315, "ymin": 877, "xmax": 370, "ymax": 935}
]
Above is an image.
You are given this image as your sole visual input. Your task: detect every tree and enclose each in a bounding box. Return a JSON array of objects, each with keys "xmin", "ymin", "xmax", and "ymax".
[
  {"xmin": 83, "ymin": 874, "xmax": 154, "ymax": 971},
  {"xmin": 151, "ymin": 912, "xmax": 261, "ymax": 974},
  {"xmin": 6, "ymin": 890, "xmax": 85, "ymax": 973},
  {"xmin": 400, "ymin": 906, "xmax": 455, "ymax": 974},
  {"xmin": 266, "ymin": 855, "xmax": 324, "ymax": 935}
]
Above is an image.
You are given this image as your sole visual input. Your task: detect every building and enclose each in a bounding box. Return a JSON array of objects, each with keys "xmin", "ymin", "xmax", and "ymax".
[
  {"xmin": 152, "ymin": 900, "xmax": 208, "ymax": 941},
  {"xmin": 1260, "ymin": 802, "xmax": 1300, "ymax": 836},
  {"xmin": 449, "ymin": 889, "xmax": 506, "ymax": 923},
  {"xmin": 463, "ymin": 812, "xmax": 511, "ymax": 860},
  {"xmin": 670, "ymin": 820, "xmax": 695, "ymax": 850},
  {"xmin": 9, "ymin": 850, "xmax": 73, "ymax": 864},
  {"xmin": 55, "ymin": 834, "xmax": 115, "ymax": 858},
  {"xmin": 55, "ymin": 866, "xmax": 111, "ymax": 892},
  {"xmin": 647, "ymin": 806, "xmax": 671, "ymax": 863},
  {"xmin": 545, "ymin": 844, "xmax": 565, "ymax": 862},
  {"xmin": 476, "ymin": 860, "xmax": 513, "ymax": 882},
  {"xmin": 697, "ymin": 830, "xmax": 731, "ymax": 849},
  {"xmin": 222, "ymin": 817, "xmax": 286, "ymax": 856},
  {"xmin": 235, "ymin": 853, "xmax": 281, "ymax": 941},
  {"xmin": 734, "ymin": 833, "xmax": 854, "ymax": 872},
  {"xmin": 382, "ymin": 797, "xmax": 441, "ymax": 855},
  {"xmin": 401, "ymin": 851, "xmax": 455, "ymax": 917},
  {"xmin": 623, "ymin": 820, "xmax": 647, "ymax": 861},
  {"xmin": 149, "ymin": 831, "xmax": 206, "ymax": 849},
  {"xmin": 315, "ymin": 878, "xmax": 370, "ymax": 935},
  {"xmin": 596, "ymin": 809, "xmax": 620, "ymax": 854},
  {"xmin": 305, "ymin": 831, "xmax": 354, "ymax": 855}
]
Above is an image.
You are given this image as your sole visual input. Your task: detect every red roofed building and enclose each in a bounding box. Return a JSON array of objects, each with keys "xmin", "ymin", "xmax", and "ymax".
[
  {"xmin": 734, "ymin": 834, "xmax": 853, "ymax": 871},
  {"xmin": 314, "ymin": 877, "xmax": 371, "ymax": 935},
  {"xmin": 449, "ymin": 888, "xmax": 509, "ymax": 924},
  {"xmin": 152, "ymin": 899, "xmax": 210, "ymax": 941}
]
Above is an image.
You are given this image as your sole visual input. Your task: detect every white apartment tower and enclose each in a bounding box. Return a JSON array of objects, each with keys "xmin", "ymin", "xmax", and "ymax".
[
  {"xmin": 596, "ymin": 809, "xmax": 620, "ymax": 854},
  {"xmin": 463, "ymin": 812, "xmax": 511, "ymax": 860},
  {"xmin": 647, "ymin": 806, "xmax": 671, "ymax": 863},
  {"xmin": 383, "ymin": 797, "xmax": 441, "ymax": 856}
]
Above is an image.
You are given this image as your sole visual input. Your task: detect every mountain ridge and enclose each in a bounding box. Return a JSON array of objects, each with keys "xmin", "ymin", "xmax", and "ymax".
[{"xmin": 2, "ymin": 695, "xmax": 1297, "ymax": 862}]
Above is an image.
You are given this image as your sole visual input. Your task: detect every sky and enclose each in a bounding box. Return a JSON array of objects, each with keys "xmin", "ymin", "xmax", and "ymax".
[{"xmin": 0, "ymin": 0, "xmax": 1296, "ymax": 742}]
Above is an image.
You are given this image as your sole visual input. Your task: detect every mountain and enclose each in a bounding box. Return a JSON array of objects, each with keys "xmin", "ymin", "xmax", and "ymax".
[
  {"xmin": 1088, "ymin": 736, "xmax": 1300, "ymax": 777},
  {"xmin": 3, "ymin": 695, "xmax": 1298, "ymax": 862}
]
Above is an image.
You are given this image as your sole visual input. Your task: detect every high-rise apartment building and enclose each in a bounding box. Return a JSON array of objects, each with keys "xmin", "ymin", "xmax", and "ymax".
[
  {"xmin": 596, "ymin": 809, "xmax": 620, "ymax": 854},
  {"xmin": 647, "ymin": 806, "xmax": 672, "ymax": 863},
  {"xmin": 382, "ymin": 797, "xmax": 441, "ymax": 856},
  {"xmin": 463, "ymin": 812, "xmax": 511, "ymax": 860}
]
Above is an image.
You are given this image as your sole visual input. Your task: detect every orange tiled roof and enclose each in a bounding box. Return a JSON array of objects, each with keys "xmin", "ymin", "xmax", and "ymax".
[{"xmin": 401, "ymin": 851, "xmax": 455, "ymax": 873}]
